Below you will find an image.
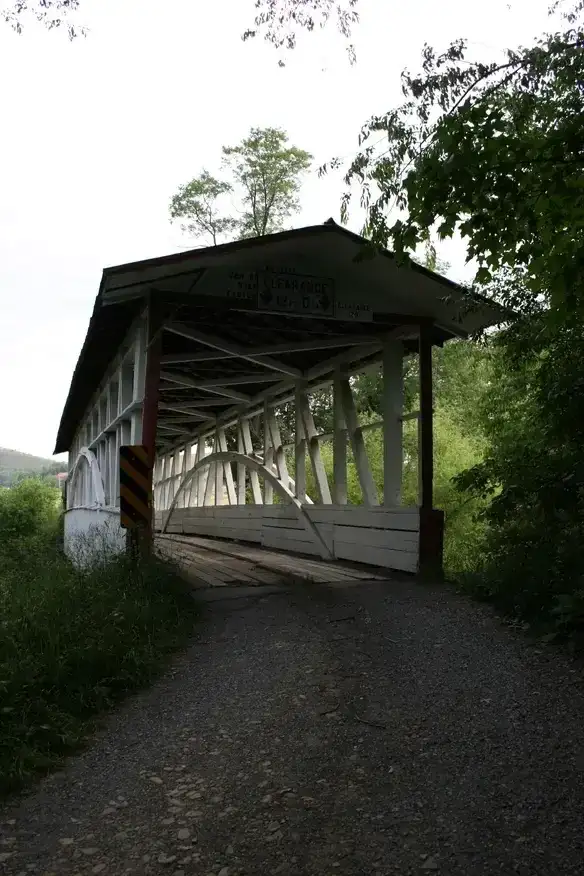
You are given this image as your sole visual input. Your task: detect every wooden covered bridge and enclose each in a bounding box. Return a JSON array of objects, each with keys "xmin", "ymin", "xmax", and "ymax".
[{"xmin": 55, "ymin": 221, "xmax": 502, "ymax": 585}]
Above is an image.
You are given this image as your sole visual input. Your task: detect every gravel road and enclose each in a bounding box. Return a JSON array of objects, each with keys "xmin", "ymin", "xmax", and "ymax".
[{"xmin": 2, "ymin": 576, "xmax": 584, "ymax": 875}]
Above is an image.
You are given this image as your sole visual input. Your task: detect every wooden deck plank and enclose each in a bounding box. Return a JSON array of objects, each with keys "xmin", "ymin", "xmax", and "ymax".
[
  {"xmin": 156, "ymin": 533, "xmax": 391, "ymax": 586},
  {"xmin": 156, "ymin": 535, "xmax": 287, "ymax": 587}
]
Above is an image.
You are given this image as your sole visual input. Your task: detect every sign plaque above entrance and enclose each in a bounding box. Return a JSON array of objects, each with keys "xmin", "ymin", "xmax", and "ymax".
[{"xmin": 257, "ymin": 271, "xmax": 335, "ymax": 317}]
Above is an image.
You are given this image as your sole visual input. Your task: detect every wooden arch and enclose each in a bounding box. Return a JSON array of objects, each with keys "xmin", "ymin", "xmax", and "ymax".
[
  {"xmin": 67, "ymin": 447, "xmax": 106, "ymax": 508},
  {"xmin": 161, "ymin": 450, "xmax": 333, "ymax": 559}
]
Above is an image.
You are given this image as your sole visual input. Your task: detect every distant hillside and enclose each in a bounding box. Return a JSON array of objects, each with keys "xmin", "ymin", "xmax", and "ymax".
[{"xmin": 0, "ymin": 448, "xmax": 66, "ymax": 488}]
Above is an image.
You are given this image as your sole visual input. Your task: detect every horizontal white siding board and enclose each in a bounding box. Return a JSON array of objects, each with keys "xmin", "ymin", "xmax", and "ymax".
[
  {"xmin": 178, "ymin": 506, "xmax": 264, "ymax": 520},
  {"xmin": 261, "ymin": 505, "xmax": 301, "ymax": 520},
  {"xmin": 335, "ymin": 541, "xmax": 418, "ymax": 573},
  {"xmin": 261, "ymin": 517, "xmax": 305, "ymax": 530},
  {"xmin": 181, "ymin": 521, "xmax": 262, "ymax": 543},
  {"xmin": 306, "ymin": 506, "xmax": 419, "ymax": 531},
  {"xmin": 261, "ymin": 531, "xmax": 323, "ymax": 557},
  {"xmin": 159, "ymin": 501, "xmax": 421, "ymax": 573},
  {"xmin": 334, "ymin": 525, "xmax": 418, "ymax": 553}
]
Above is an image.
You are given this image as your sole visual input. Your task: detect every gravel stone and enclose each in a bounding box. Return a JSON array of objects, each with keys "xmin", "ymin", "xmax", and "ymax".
[{"xmin": 1, "ymin": 579, "xmax": 584, "ymax": 874}]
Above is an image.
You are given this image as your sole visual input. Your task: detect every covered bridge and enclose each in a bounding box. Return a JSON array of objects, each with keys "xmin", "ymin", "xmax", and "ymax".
[{"xmin": 55, "ymin": 221, "xmax": 503, "ymax": 576}]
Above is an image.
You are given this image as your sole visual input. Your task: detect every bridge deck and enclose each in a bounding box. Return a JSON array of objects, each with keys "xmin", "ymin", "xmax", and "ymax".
[{"xmin": 155, "ymin": 533, "xmax": 391, "ymax": 592}]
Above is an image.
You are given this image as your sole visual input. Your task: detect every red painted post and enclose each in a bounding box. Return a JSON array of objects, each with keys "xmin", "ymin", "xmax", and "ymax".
[
  {"xmin": 141, "ymin": 296, "xmax": 163, "ymax": 550},
  {"xmin": 419, "ymin": 322, "xmax": 434, "ymax": 511},
  {"xmin": 418, "ymin": 322, "xmax": 444, "ymax": 578}
]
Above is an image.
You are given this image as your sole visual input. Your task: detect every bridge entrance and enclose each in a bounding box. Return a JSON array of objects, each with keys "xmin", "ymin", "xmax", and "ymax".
[{"xmin": 55, "ymin": 221, "xmax": 503, "ymax": 576}]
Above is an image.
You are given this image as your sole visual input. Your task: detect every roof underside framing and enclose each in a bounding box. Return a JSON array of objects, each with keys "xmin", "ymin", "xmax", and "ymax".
[
  {"xmin": 55, "ymin": 222, "xmax": 508, "ymax": 454},
  {"xmin": 155, "ymin": 324, "xmax": 414, "ymax": 454}
]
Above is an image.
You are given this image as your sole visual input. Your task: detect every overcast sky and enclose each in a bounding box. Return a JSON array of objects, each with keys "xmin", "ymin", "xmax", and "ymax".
[{"xmin": 0, "ymin": 0, "xmax": 554, "ymax": 459}]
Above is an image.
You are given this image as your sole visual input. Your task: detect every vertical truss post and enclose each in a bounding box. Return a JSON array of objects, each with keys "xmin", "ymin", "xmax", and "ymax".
[
  {"xmin": 214, "ymin": 431, "xmax": 223, "ymax": 506},
  {"xmin": 138, "ymin": 298, "xmax": 162, "ymax": 551},
  {"xmin": 298, "ymin": 386, "xmax": 332, "ymax": 504},
  {"xmin": 382, "ymin": 339, "xmax": 404, "ymax": 507},
  {"xmin": 294, "ymin": 385, "xmax": 306, "ymax": 503},
  {"xmin": 264, "ymin": 401, "xmax": 274, "ymax": 504},
  {"xmin": 203, "ymin": 436, "xmax": 216, "ymax": 506},
  {"xmin": 333, "ymin": 367, "xmax": 348, "ymax": 505},
  {"xmin": 339, "ymin": 377, "xmax": 379, "ymax": 506},
  {"xmin": 177, "ymin": 446, "xmax": 187, "ymax": 509},
  {"xmin": 241, "ymin": 419, "xmax": 263, "ymax": 504},
  {"xmin": 267, "ymin": 407, "xmax": 290, "ymax": 491},
  {"xmin": 195, "ymin": 440, "xmax": 206, "ymax": 506},
  {"xmin": 217, "ymin": 428, "xmax": 236, "ymax": 505},
  {"xmin": 237, "ymin": 421, "xmax": 246, "ymax": 505}
]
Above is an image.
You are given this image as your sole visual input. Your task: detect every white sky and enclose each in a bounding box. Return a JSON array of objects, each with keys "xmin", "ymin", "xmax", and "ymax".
[{"xmin": 0, "ymin": 0, "xmax": 554, "ymax": 458}]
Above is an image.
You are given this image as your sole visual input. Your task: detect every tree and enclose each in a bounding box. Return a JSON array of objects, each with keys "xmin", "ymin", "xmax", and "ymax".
[
  {"xmin": 170, "ymin": 127, "xmax": 312, "ymax": 245},
  {"xmin": 337, "ymin": 2, "xmax": 584, "ymax": 316},
  {"xmin": 326, "ymin": 1, "xmax": 584, "ymax": 627},
  {"xmin": 169, "ymin": 171, "xmax": 239, "ymax": 247},
  {"xmin": 2, "ymin": 0, "xmax": 83, "ymax": 37},
  {"xmin": 223, "ymin": 127, "xmax": 312, "ymax": 237},
  {"xmin": 4, "ymin": 0, "xmax": 360, "ymax": 51},
  {"xmin": 242, "ymin": 0, "xmax": 359, "ymax": 64}
]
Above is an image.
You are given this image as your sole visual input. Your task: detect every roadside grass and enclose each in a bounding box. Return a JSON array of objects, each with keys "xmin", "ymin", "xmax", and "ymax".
[{"xmin": 0, "ymin": 480, "xmax": 198, "ymax": 795}]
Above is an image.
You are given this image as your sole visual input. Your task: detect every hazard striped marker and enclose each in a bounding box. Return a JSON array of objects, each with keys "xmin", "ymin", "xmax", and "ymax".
[{"xmin": 119, "ymin": 445, "xmax": 152, "ymax": 530}]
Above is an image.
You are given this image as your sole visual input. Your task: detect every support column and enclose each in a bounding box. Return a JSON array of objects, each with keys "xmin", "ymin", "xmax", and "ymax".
[
  {"xmin": 295, "ymin": 386, "xmax": 306, "ymax": 504},
  {"xmin": 418, "ymin": 323, "xmax": 433, "ymax": 510},
  {"xmin": 333, "ymin": 368, "xmax": 347, "ymax": 505},
  {"xmin": 382, "ymin": 340, "xmax": 404, "ymax": 507},
  {"xmin": 138, "ymin": 296, "xmax": 162, "ymax": 550},
  {"xmin": 264, "ymin": 401, "xmax": 274, "ymax": 504},
  {"xmin": 418, "ymin": 322, "xmax": 444, "ymax": 579},
  {"xmin": 237, "ymin": 424, "xmax": 246, "ymax": 505}
]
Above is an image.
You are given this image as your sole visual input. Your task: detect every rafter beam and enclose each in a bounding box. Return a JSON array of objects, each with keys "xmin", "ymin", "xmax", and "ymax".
[
  {"xmin": 191, "ymin": 373, "xmax": 282, "ymax": 388},
  {"xmin": 160, "ymin": 333, "xmax": 389, "ymax": 365},
  {"xmin": 159, "ymin": 405, "xmax": 216, "ymax": 420},
  {"xmin": 155, "ymin": 328, "xmax": 413, "ymax": 458},
  {"xmin": 164, "ymin": 321, "xmax": 301, "ymax": 377},
  {"xmin": 159, "ymin": 370, "xmax": 250, "ymax": 401},
  {"xmin": 158, "ymin": 395, "xmax": 228, "ymax": 406}
]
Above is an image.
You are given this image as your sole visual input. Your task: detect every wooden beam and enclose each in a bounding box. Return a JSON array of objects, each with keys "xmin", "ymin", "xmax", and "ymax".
[
  {"xmin": 339, "ymin": 377, "xmax": 379, "ymax": 506},
  {"xmin": 382, "ymin": 339, "xmax": 404, "ymax": 507},
  {"xmin": 191, "ymin": 373, "xmax": 282, "ymax": 387},
  {"xmin": 217, "ymin": 428, "xmax": 236, "ymax": 505},
  {"xmin": 159, "ymin": 370, "xmax": 250, "ymax": 401},
  {"xmin": 164, "ymin": 321, "xmax": 301, "ymax": 377},
  {"xmin": 419, "ymin": 323, "xmax": 434, "ymax": 510},
  {"xmin": 295, "ymin": 386, "xmax": 306, "ymax": 503},
  {"xmin": 158, "ymin": 408, "xmax": 216, "ymax": 421},
  {"xmin": 237, "ymin": 421, "xmax": 246, "ymax": 504},
  {"xmin": 157, "ymin": 395, "xmax": 229, "ymax": 406},
  {"xmin": 263, "ymin": 401, "xmax": 274, "ymax": 504},
  {"xmin": 160, "ymin": 334, "xmax": 388, "ymax": 365},
  {"xmin": 140, "ymin": 300, "xmax": 162, "ymax": 549},
  {"xmin": 241, "ymin": 419, "xmax": 263, "ymax": 503},
  {"xmin": 333, "ymin": 367, "xmax": 348, "ymax": 505},
  {"xmin": 203, "ymin": 436, "xmax": 217, "ymax": 506},
  {"xmin": 266, "ymin": 406, "xmax": 290, "ymax": 492},
  {"xmin": 155, "ymin": 332, "xmax": 415, "ymax": 460},
  {"xmin": 297, "ymin": 389, "xmax": 332, "ymax": 504}
]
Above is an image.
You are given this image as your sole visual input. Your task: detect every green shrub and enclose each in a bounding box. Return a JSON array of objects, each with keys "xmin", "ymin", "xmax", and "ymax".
[
  {"xmin": 454, "ymin": 316, "xmax": 584, "ymax": 635},
  {"xmin": 0, "ymin": 481, "xmax": 198, "ymax": 795},
  {"xmin": 0, "ymin": 478, "xmax": 60, "ymax": 548}
]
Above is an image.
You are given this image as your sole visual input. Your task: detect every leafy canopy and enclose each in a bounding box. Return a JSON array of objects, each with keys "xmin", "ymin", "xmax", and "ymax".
[
  {"xmin": 337, "ymin": 1, "xmax": 584, "ymax": 317},
  {"xmin": 223, "ymin": 127, "xmax": 312, "ymax": 237},
  {"xmin": 170, "ymin": 127, "xmax": 312, "ymax": 245},
  {"xmin": 170, "ymin": 171, "xmax": 239, "ymax": 247},
  {"xmin": 2, "ymin": 0, "xmax": 83, "ymax": 37},
  {"xmin": 242, "ymin": 0, "xmax": 359, "ymax": 64}
]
